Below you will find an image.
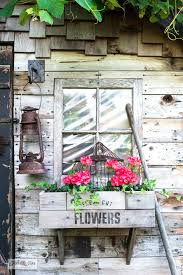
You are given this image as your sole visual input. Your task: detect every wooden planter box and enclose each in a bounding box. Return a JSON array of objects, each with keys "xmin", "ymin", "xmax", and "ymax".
[
  {"xmin": 39, "ymin": 191, "xmax": 155, "ymax": 229},
  {"xmin": 39, "ymin": 191, "xmax": 155, "ymax": 265}
]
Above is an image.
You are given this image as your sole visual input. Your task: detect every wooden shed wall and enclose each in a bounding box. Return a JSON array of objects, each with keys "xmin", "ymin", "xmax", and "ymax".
[{"xmin": 0, "ymin": 4, "xmax": 183, "ymax": 274}]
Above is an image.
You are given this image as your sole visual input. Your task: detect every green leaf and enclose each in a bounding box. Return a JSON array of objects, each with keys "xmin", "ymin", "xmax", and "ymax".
[
  {"xmin": 159, "ymin": 10, "xmax": 168, "ymax": 20},
  {"xmin": 39, "ymin": 10, "xmax": 53, "ymax": 24},
  {"xmin": 19, "ymin": 8, "xmax": 30, "ymax": 26},
  {"xmin": 177, "ymin": 13, "xmax": 183, "ymax": 24},
  {"xmin": 0, "ymin": 0, "xmax": 18, "ymax": 17},
  {"xmin": 37, "ymin": 0, "xmax": 65, "ymax": 18},
  {"xmin": 75, "ymin": 0, "xmax": 103, "ymax": 22},
  {"xmin": 106, "ymin": 0, "xmax": 122, "ymax": 9},
  {"xmin": 176, "ymin": 195, "xmax": 182, "ymax": 202},
  {"xmin": 149, "ymin": 14, "xmax": 159, "ymax": 23}
]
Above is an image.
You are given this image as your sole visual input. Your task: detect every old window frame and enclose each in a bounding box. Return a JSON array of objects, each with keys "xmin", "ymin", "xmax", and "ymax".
[{"xmin": 54, "ymin": 77, "xmax": 143, "ymax": 182}]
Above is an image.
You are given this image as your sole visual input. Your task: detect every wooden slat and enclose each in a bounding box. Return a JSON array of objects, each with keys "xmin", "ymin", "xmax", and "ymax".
[
  {"xmin": 108, "ymin": 32, "xmax": 138, "ymax": 54},
  {"xmin": 46, "ymin": 26, "xmax": 66, "ymax": 36},
  {"xmin": 35, "ymin": 38, "xmax": 51, "ymax": 58},
  {"xmin": 143, "ymin": 119, "xmax": 183, "ymax": 142},
  {"xmin": 51, "ymin": 37, "xmax": 85, "ymax": 50},
  {"xmin": 138, "ymin": 33, "xmax": 162, "ymax": 57},
  {"xmin": 96, "ymin": 13, "xmax": 121, "ymax": 38},
  {"xmin": 143, "ymin": 143, "xmax": 183, "ymax": 166},
  {"xmin": 40, "ymin": 192, "xmax": 66, "ymax": 211},
  {"xmin": 142, "ymin": 21, "xmax": 164, "ymax": 44},
  {"xmin": 144, "ymin": 75, "xmax": 183, "ymax": 91},
  {"xmin": 0, "ymin": 65, "xmax": 10, "ymax": 88},
  {"xmin": 85, "ymin": 39, "xmax": 107, "ymax": 56},
  {"xmin": 29, "ymin": 21, "xmax": 46, "ymax": 38},
  {"xmin": 65, "ymin": 4, "xmax": 95, "ymax": 21},
  {"xmin": 67, "ymin": 191, "xmax": 125, "ymax": 210},
  {"xmin": 39, "ymin": 210, "xmax": 155, "ymax": 228},
  {"xmin": 126, "ymin": 191, "xmax": 154, "ymax": 209},
  {"xmin": 14, "ymin": 52, "xmax": 179, "ymax": 71},
  {"xmin": 144, "ymin": 94, "xmax": 183, "ymax": 118},
  {"xmin": 163, "ymin": 39, "xmax": 183, "ymax": 58},
  {"xmin": 5, "ymin": 17, "xmax": 30, "ymax": 31},
  {"xmin": 15, "ymin": 32, "xmax": 35, "ymax": 53},
  {"xmin": 0, "ymin": 31, "xmax": 14, "ymax": 42},
  {"xmin": 66, "ymin": 22, "xmax": 95, "ymax": 40}
]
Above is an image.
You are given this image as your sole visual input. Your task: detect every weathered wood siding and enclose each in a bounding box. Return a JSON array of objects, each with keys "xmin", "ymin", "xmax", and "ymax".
[{"xmin": 0, "ymin": 4, "xmax": 183, "ymax": 274}]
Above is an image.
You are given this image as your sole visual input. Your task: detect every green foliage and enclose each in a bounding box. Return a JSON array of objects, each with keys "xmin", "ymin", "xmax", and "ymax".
[
  {"xmin": 1, "ymin": 0, "xmax": 183, "ymax": 39},
  {"xmin": 160, "ymin": 188, "xmax": 170, "ymax": 198}
]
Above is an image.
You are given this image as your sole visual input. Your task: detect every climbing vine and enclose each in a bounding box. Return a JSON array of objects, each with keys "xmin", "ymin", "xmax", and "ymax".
[{"xmin": 0, "ymin": 0, "xmax": 183, "ymax": 40}]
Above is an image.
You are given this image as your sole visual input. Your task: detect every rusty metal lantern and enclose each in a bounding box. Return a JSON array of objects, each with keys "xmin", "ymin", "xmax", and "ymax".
[{"xmin": 17, "ymin": 106, "xmax": 46, "ymax": 174}]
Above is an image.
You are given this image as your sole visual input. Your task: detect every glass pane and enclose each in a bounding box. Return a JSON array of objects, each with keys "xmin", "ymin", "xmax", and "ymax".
[
  {"xmin": 100, "ymin": 134, "xmax": 131, "ymax": 158},
  {"xmin": 63, "ymin": 134, "xmax": 95, "ymax": 174},
  {"xmin": 63, "ymin": 89, "xmax": 96, "ymax": 130},
  {"xmin": 99, "ymin": 89, "xmax": 132, "ymax": 130}
]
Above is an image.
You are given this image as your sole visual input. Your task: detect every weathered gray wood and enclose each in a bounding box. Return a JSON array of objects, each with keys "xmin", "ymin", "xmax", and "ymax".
[
  {"xmin": 138, "ymin": 33, "xmax": 162, "ymax": 57},
  {"xmin": 85, "ymin": 39, "xmax": 107, "ymax": 56},
  {"xmin": 51, "ymin": 37, "xmax": 85, "ymax": 50},
  {"xmin": 126, "ymin": 191, "xmax": 155, "ymax": 209},
  {"xmin": 65, "ymin": 4, "xmax": 95, "ymax": 21},
  {"xmin": 66, "ymin": 22, "xmax": 95, "ymax": 40},
  {"xmin": 67, "ymin": 191, "xmax": 125, "ymax": 210},
  {"xmin": 126, "ymin": 228, "xmax": 137, "ymax": 265},
  {"xmin": 142, "ymin": 21, "xmax": 164, "ymax": 44},
  {"xmin": 29, "ymin": 21, "xmax": 46, "ymax": 38},
  {"xmin": 40, "ymin": 192, "xmax": 66, "ymax": 211},
  {"xmin": 15, "ymin": 32, "xmax": 35, "ymax": 53},
  {"xmin": 0, "ymin": 65, "xmax": 10, "ymax": 88},
  {"xmin": 5, "ymin": 17, "xmax": 30, "ymax": 31},
  {"xmin": 108, "ymin": 32, "xmax": 138, "ymax": 55},
  {"xmin": 58, "ymin": 230, "xmax": 64, "ymax": 265},
  {"xmin": 35, "ymin": 38, "xmax": 51, "ymax": 58},
  {"xmin": 53, "ymin": 79, "xmax": 63, "ymax": 183},
  {"xmin": 96, "ymin": 13, "xmax": 121, "ymax": 38},
  {"xmin": 46, "ymin": 26, "xmax": 66, "ymax": 36},
  {"xmin": 39, "ymin": 210, "xmax": 155, "ymax": 228},
  {"xmin": 144, "ymin": 75, "xmax": 183, "ymax": 91},
  {"xmin": 0, "ymin": 31, "xmax": 14, "ymax": 42}
]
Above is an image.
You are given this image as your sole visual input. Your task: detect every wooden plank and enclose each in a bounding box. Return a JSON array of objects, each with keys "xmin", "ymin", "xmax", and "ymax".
[
  {"xmin": 39, "ymin": 210, "xmax": 155, "ymax": 228},
  {"xmin": 14, "ymin": 72, "xmax": 54, "ymax": 95},
  {"xmin": 149, "ymin": 166, "xmax": 183, "ymax": 189},
  {"xmin": 143, "ymin": 143, "xmax": 183, "ymax": 166},
  {"xmin": 53, "ymin": 79, "xmax": 63, "ymax": 183},
  {"xmin": 14, "ymin": 141, "xmax": 53, "ymax": 167},
  {"xmin": 143, "ymin": 119, "xmax": 183, "ymax": 142},
  {"xmin": 15, "ymin": 32, "xmax": 35, "ymax": 53},
  {"xmin": 35, "ymin": 38, "xmax": 51, "ymax": 58},
  {"xmin": 46, "ymin": 26, "xmax": 66, "ymax": 36},
  {"xmin": 107, "ymin": 32, "xmax": 138, "ymax": 54},
  {"xmin": 96, "ymin": 13, "xmax": 121, "ymax": 38},
  {"xmin": 15, "ymin": 166, "xmax": 53, "ymax": 189},
  {"xmin": 14, "ymin": 52, "xmax": 176, "ymax": 71},
  {"xmin": 16, "ymin": 190, "xmax": 39, "ymax": 214},
  {"xmin": 58, "ymin": 230, "xmax": 64, "ymax": 265},
  {"xmin": 5, "ymin": 17, "xmax": 30, "ymax": 31},
  {"xmin": 14, "ymin": 118, "xmax": 53, "ymax": 142},
  {"xmin": 144, "ymin": 94, "xmax": 183, "ymax": 118},
  {"xmin": 0, "ymin": 31, "xmax": 14, "ymax": 42},
  {"xmin": 126, "ymin": 228, "xmax": 137, "ymax": 264},
  {"xmin": 142, "ymin": 21, "xmax": 164, "ymax": 44},
  {"xmin": 67, "ymin": 192, "xmax": 125, "ymax": 210},
  {"xmin": 0, "ymin": 65, "xmax": 10, "ymax": 88},
  {"xmin": 144, "ymin": 75, "xmax": 183, "ymax": 91},
  {"xmin": 85, "ymin": 39, "xmax": 107, "ymax": 56},
  {"xmin": 51, "ymin": 37, "xmax": 85, "ymax": 50},
  {"xmin": 138, "ymin": 33, "xmax": 162, "ymax": 57},
  {"xmin": 65, "ymin": 4, "xmax": 95, "ymax": 21},
  {"xmin": 99, "ymin": 257, "xmax": 171, "ymax": 275},
  {"xmin": 126, "ymin": 191, "xmax": 154, "ymax": 209},
  {"xmin": 29, "ymin": 21, "xmax": 46, "ymax": 38},
  {"xmin": 40, "ymin": 192, "xmax": 66, "ymax": 211},
  {"xmin": 163, "ymin": 38, "xmax": 183, "ymax": 57},
  {"xmin": 14, "ymin": 94, "xmax": 54, "ymax": 120},
  {"xmin": 66, "ymin": 22, "xmax": 95, "ymax": 40}
]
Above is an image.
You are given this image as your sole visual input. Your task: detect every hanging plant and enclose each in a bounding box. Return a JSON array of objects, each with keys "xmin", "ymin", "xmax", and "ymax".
[{"xmin": 1, "ymin": 0, "xmax": 183, "ymax": 40}]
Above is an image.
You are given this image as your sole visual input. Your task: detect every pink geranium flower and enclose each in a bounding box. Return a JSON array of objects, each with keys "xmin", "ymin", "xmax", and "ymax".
[
  {"xmin": 127, "ymin": 156, "xmax": 141, "ymax": 166},
  {"xmin": 80, "ymin": 155, "xmax": 92, "ymax": 166},
  {"xmin": 105, "ymin": 159, "xmax": 121, "ymax": 170}
]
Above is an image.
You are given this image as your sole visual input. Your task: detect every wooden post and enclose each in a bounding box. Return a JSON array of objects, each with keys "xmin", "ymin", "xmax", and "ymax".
[
  {"xmin": 126, "ymin": 228, "xmax": 137, "ymax": 265},
  {"xmin": 57, "ymin": 230, "xmax": 64, "ymax": 265}
]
